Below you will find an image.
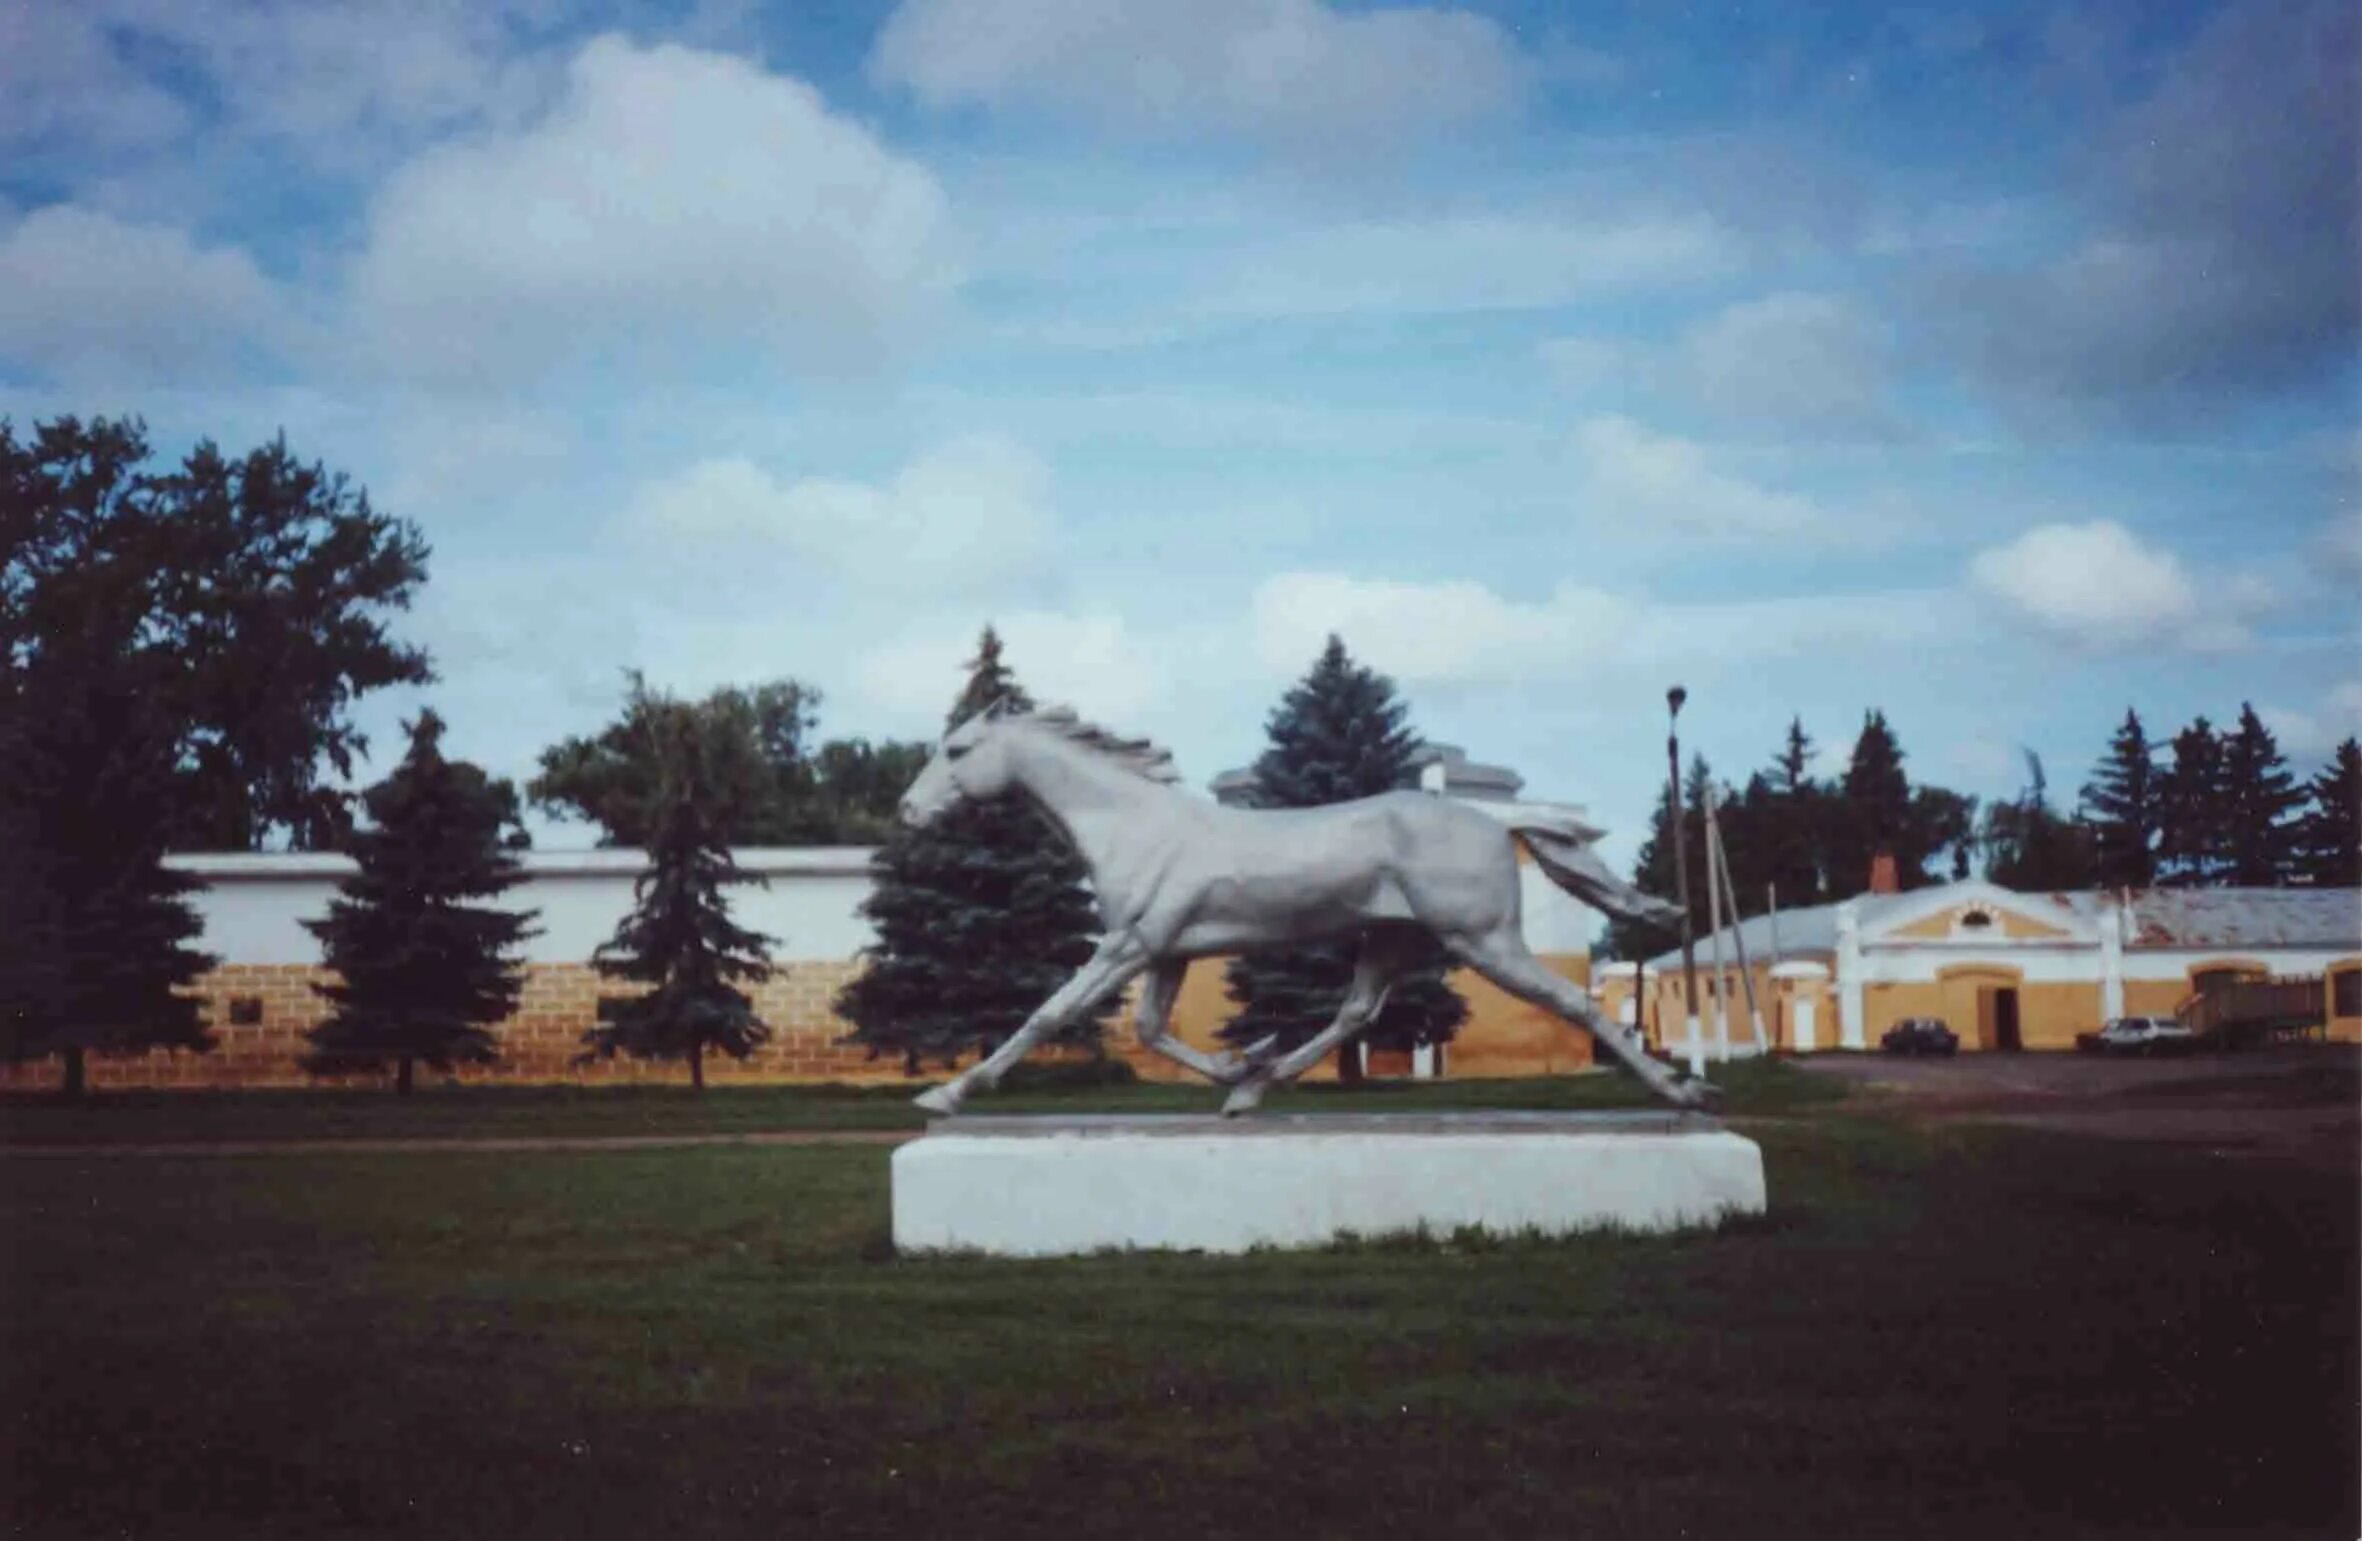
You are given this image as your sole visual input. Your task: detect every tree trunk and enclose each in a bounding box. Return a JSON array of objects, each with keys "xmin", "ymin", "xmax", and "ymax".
[
  {"xmin": 690, "ymin": 1043, "xmax": 705, "ymax": 1092},
  {"xmin": 396, "ymin": 1056, "xmax": 414, "ymax": 1096},
  {"xmin": 61, "ymin": 1046, "xmax": 86, "ymax": 1101}
]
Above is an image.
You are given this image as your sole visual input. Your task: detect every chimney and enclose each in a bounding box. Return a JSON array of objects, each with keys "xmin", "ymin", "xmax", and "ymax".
[{"xmin": 1868, "ymin": 849, "xmax": 1900, "ymax": 895}]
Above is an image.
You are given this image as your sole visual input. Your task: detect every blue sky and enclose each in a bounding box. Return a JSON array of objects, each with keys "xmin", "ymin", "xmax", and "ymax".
[{"xmin": 3, "ymin": 0, "xmax": 2355, "ymax": 865}]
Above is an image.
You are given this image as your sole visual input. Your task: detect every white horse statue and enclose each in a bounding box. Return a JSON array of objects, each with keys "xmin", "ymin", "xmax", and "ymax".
[{"xmin": 896, "ymin": 701, "xmax": 1712, "ymax": 1115}]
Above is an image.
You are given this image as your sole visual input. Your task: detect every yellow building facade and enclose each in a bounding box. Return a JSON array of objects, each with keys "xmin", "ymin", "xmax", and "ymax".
[{"xmin": 1604, "ymin": 880, "xmax": 2361, "ymax": 1055}]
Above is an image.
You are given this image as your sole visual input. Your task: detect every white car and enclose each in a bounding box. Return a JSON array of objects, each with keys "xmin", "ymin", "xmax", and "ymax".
[{"xmin": 2080, "ymin": 1016, "xmax": 2197, "ymax": 1055}]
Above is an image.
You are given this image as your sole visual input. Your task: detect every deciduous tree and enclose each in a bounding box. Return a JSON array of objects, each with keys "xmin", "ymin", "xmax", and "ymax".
[{"xmin": 3, "ymin": 415, "xmax": 432, "ymax": 851}]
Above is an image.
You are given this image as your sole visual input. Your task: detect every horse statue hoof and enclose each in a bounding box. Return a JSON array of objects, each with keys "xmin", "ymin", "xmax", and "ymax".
[
  {"xmin": 913, "ymin": 1084, "xmax": 962, "ymax": 1116},
  {"xmin": 1674, "ymin": 1078, "xmax": 1722, "ymax": 1110},
  {"xmin": 1220, "ymin": 1077, "xmax": 1270, "ymax": 1117}
]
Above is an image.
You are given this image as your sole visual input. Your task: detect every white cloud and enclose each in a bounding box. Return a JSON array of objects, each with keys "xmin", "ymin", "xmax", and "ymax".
[
  {"xmin": 1675, "ymin": 292, "xmax": 1905, "ymax": 439},
  {"xmin": 1967, "ymin": 520, "xmax": 2267, "ymax": 651},
  {"xmin": 1251, "ymin": 570, "xmax": 1950, "ymax": 688},
  {"xmin": 0, "ymin": 205, "xmax": 287, "ymax": 381},
  {"xmin": 0, "ymin": 6, "xmax": 192, "ymax": 155},
  {"xmin": 872, "ymin": 0, "xmax": 1528, "ymax": 151},
  {"xmin": 1571, "ymin": 416, "xmax": 1841, "ymax": 542},
  {"xmin": 618, "ymin": 434, "xmax": 1053, "ymax": 597},
  {"xmin": 351, "ymin": 35, "xmax": 956, "ymax": 388},
  {"xmin": 857, "ymin": 612, "xmax": 1165, "ymax": 723},
  {"xmin": 1199, "ymin": 214, "xmax": 1729, "ymax": 321}
]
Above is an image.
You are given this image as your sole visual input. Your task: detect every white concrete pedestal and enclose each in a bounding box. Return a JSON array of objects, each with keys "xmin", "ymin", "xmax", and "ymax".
[{"xmin": 891, "ymin": 1111, "xmax": 1766, "ymax": 1258}]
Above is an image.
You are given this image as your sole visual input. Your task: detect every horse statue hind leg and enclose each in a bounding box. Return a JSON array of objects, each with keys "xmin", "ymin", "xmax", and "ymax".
[
  {"xmin": 1132, "ymin": 958, "xmax": 1255, "ymax": 1087},
  {"xmin": 1220, "ymin": 928, "xmax": 1416, "ymax": 1116},
  {"xmin": 1438, "ymin": 921, "xmax": 1715, "ymax": 1109}
]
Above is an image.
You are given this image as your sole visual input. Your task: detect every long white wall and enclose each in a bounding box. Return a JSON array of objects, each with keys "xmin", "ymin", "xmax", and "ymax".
[
  {"xmin": 165, "ymin": 849, "xmax": 880, "ymax": 967},
  {"xmin": 164, "ymin": 830, "xmax": 1606, "ymax": 971}
]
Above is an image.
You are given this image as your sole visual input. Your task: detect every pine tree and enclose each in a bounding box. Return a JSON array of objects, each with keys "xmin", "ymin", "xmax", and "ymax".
[
  {"xmin": 304, "ymin": 712, "xmax": 536, "ymax": 1094},
  {"xmin": 2292, "ymin": 738, "xmax": 2360, "ymax": 888},
  {"xmin": 0, "ymin": 647, "xmax": 214, "ymax": 1097},
  {"xmin": 1765, "ymin": 717, "xmax": 1828, "ymax": 909},
  {"xmin": 1834, "ymin": 710, "xmax": 1913, "ymax": 893},
  {"xmin": 2080, "ymin": 709, "xmax": 2162, "ymax": 888},
  {"xmin": 2158, "ymin": 716, "xmax": 2228, "ymax": 886},
  {"xmin": 2218, "ymin": 703, "xmax": 2304, "ymax": 886},
  {"xmin": 583, "ymin": 701, "xmax": 777, "ymax": 1090},
  {"xmin": 1609, "ymin": 753, "xmax": 1716, "ymax": 960},
  {"xmin": 1222, "ymin": 636, "xmax": 1467, "ymax": 1075},
  {"xmin": 835, "ymin": 627, "xmax": 1111, "ymax": 1073}
]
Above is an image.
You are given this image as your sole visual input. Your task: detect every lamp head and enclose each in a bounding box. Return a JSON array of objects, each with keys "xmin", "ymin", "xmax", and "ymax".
[{"xmin": 1667, "ymin": 685, "xmax": 1687, "ymax": 718}]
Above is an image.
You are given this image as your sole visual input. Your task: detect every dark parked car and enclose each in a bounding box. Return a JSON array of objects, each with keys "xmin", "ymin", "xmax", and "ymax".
[{"xmin": 1880, "ymin": 1017, "xmax": 1959, "ymax": 1056}]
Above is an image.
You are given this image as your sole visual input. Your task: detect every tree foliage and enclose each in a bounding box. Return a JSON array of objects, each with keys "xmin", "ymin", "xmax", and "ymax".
[
  {"xmin": 1981, "ymin": 752, "xmax": 2096, "ymax": 892},
  {"xmin": 2157, "ymin": 716, "xmax": 2229, "ymax": 885},
  {"xmin": 303, "ymin": 711, "xmax": 536, "ymax": 1094},
  {"xmin": 835, "ymin": 627, "xmax": 1110, "ymax": 1073},
  {"xmin": 2079, "ymin": 709, "xmax": 2162, "ymax": 888},
  {"xmin": 582, "ymin": 699, "xmax": 777, "ymax": 1090},
  {"xmin": 2292, "ymin": 738, "xmax": 2360, "ymax": 888},
  {"xmin": 3, "ymin": 415, "xmax": 432, "ymax": 851},
  {"xmin": 531, "ymin": 674, "xmax": 926, "ymax": 846},
  {"xmin": 0, "ymin": 641, "xmax": 214, "ymax": 1096},
  {"xmin": 2218, "ymin": 703, "xmax": 2303, "ymax": 886},
  {"xmin": 1221, "ymin": 635, "xmax": 1467, "ymax": 1071}
]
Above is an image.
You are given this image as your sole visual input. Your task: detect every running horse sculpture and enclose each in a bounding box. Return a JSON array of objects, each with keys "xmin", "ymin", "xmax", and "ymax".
[{"xmin": 897, "ymin": 701, "xmax": 1712, "ymax": 1115}]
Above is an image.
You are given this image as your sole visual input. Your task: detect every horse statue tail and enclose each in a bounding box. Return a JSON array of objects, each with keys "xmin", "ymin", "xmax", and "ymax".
[{"xmin": 1513, "ymin": 817, "xmax": 1685, "ymax": 928}]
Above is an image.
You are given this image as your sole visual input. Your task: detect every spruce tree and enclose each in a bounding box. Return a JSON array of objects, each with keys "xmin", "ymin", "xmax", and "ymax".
[
  {"xmin": 1835, "ymin": 710, "xmax": 1913, "ymax": 892},
  {"xmin": 583, "ymin": 703, "xmax": 777, "ymax": 1090},
  {"xmin": 2292, "ymin": 739, "xmax": 2360, "ymax": 888},
  {"xmin": 1609, "ymin": 753, "xmax": 1714, "ymax": 959},
  {"xmin": 304, "ymin": 711, "xmax": 536, "ymax": 1094},
  {"xmin": 1221, "ymin": 636, "xmax": 1467, "ymax": 1075},
  {"xmin": 2080, "ymin": 709, "xmax": 2162, "ymax": 888},
  {"xmin": 1764, "ymin": 717, "xmax": 1829, "ymax": 909},
  {"xmin": 835, "ymin": 628, "xmax": 1111, "ymax": 1073},
  {"xmin": 2218, "ymin": 703, "xmax": 2304, "ymax": 886},
  {"xmin": 2158, "ymin": 716, "xmax": 2228, "ymax": 886},
  {"xmin": 0, "ymin": 647, "xmax": 214, "ymax": 1097}
]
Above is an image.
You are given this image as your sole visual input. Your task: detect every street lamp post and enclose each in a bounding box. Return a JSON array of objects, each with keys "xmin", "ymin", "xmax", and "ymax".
[{"xmin": 1667, "ymin": 686, "xmax": 1703, "ymax": 1077}]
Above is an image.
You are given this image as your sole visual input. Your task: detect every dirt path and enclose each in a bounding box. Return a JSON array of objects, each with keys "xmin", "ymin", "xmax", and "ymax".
[
  {"xmin": 1796, "ymin": 1046, "xmax": 2361, "ymax": 1172},
  {"xmin": 0, "ymin": 1127, "xmax": 922, "ymax": 1159}
]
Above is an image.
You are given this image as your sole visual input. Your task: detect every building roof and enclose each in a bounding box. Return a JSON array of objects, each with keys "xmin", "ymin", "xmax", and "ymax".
[
  {"xmin": 2123, "ymin": 887, "xmax": 2362, "ymax": 950},
  {"xmin": 1640, "ymin": 882, "xmax": 2361, "ymax": 968},
  {"xmin": 1211, "ymin": 742, "xmax": 1526, "ymax": 806}
]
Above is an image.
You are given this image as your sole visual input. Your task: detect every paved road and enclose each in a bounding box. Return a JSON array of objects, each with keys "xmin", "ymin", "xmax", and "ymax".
[{"xmin": 1796, "ymin": 1045, "xmax": 2360, "ymax": 1170}]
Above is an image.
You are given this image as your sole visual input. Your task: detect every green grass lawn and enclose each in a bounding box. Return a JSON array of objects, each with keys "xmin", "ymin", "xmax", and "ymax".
[
  {"xmin": 2, "ymin": 1100, "xmax": 2352, "ymax": 1539},
  {"xmin": 0, "ymin": 1059, "xmax": 1842, "ymax": 1145}
]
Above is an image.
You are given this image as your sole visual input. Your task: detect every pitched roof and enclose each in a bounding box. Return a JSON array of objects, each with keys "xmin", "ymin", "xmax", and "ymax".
[
  {"xmin": 2123, "ymin": 887, "xmax": 2362, "ymax": 950},
  {"xmin": 1637, "ymin": 883, "xmax": 2361, "ymax": 967}
]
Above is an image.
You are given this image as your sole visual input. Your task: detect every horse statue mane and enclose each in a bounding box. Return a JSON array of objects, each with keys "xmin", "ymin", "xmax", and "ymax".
[{"xmin": 1011, "ymin": 703, "xmax": 1184, "ymax": 785}]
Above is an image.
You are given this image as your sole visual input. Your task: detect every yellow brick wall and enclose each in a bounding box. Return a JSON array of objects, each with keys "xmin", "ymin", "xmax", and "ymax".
[{"xmin": 0, "ymin": 951, "xmax": 1601, "ymax": 1092}]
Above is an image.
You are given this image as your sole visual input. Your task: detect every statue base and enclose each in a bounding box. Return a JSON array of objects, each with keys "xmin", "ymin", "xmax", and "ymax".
[{"xmin": 891, "ymin": 1110, "xmax": 1765, "ymax": 1257}]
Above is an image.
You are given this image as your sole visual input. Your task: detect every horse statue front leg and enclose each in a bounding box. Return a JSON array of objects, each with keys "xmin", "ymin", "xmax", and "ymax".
[
  {"xmin": 914, "ymin": 937, "xmax": 1149, "ymax": 1116},
  {"xmin": 1130, "ymin": 959, "xmax": 1259, "ymax": 1086}
]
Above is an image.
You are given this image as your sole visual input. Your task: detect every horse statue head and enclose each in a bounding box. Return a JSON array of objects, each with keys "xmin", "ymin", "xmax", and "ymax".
[{"xmin": 898, "ymin": 697, "xmax": 1023, "ymax": 827}]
